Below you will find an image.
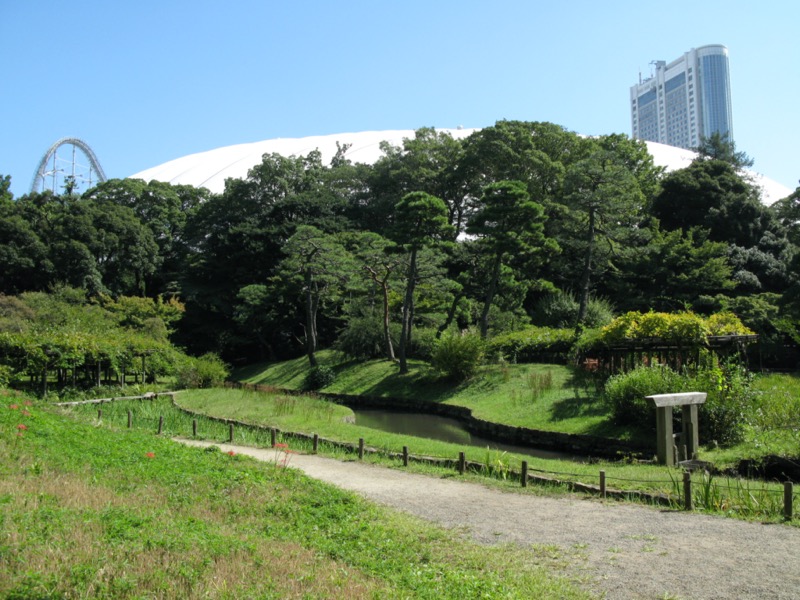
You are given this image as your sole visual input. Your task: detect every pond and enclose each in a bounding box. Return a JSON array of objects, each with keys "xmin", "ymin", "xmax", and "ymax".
[{"xmin": 352, "ymin": 408, "xmax": 585, "ymax": 462}]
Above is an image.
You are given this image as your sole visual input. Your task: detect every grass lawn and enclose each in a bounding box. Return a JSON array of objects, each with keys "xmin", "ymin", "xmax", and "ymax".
[
  {"xmin": 234, "ymin": 351, "xmax": 800, "ymax": 472},
  {"xmin": 68, "ymin": 388, "xmax": 796, "ymax": 524},
  {"xmin": 2, "ymin": 388, "xmax": 591, "ymax": 599},
  {"xmin": 233, "ymin": 350, "xmax": 646, "ymax": 443}
]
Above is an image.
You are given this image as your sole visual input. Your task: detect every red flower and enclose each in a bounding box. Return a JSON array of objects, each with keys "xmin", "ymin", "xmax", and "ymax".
[
  {"xmin": 22, "ymin": 410, "xmax": 31, "ymax": 417},
  {"xmin": 273, "ymin": 443, "xmax": 288, "ymax": 449},
  {"xmin": 145, "ymin": 452, "xmax": 155, "ymax": 458},
  {"xmin": 227, "ymin": 450, "xmax": 236, "ymax": 456},
  {"xmin": 24, "ymin": 401, "xmax": 33, "ymax": 406},
  {"xmin": 9, "ymin": 404, "xmax": 18, "ymax": 410},
  {"xmin": 16, "ymin": 423, "xmax": 27, "ymax": 431}
]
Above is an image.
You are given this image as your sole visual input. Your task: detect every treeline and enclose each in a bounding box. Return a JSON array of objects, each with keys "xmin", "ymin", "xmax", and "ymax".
[{"xmin": 2, "ymin": 121, "xmax": 800, "ymax": 367}]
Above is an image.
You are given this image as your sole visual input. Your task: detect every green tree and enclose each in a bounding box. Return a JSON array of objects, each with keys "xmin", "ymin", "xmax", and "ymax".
[
  {"xmin": 562, "ymin": 149, "xmax": 645, "ymax": 325},
  {"xmin": 466, "ymin": 180, "xmax": 555, "ymax": 337},
  {"xmin": 277, "ymin": 226, "xmax": 353, "ymax": 367},
  {"xmin": 650, "ymin": 159, "xmax": 776, "ymax": 248},
  {"xmin": 694, "ymin": 132, "xmax": 754, "ymax": 170},
  {"xmin": 364, "ymin": 128, "xmax": 467, "ymax": 238},
  {"xmin": 608, "ymin": 227, "xmax": 736, "ymax": 312},
  {"xmin": 390, "ymin": 192, "xmax": 454, "ymax": 374},
  {"xmin": 350, "ymin": 232, "xmax": 407, "ymax": 361}
]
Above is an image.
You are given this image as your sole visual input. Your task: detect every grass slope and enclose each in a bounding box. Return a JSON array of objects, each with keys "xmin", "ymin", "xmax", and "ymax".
[
  {"xmin": 233, "ymin": 350, "xmax": 642, "ymax": 442},
  {"xmin": 1, "ymin": 389, "xmax": 590, "ymax": 599}
]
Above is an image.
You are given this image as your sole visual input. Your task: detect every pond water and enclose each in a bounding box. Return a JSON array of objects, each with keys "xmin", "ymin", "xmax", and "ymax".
[{"xmin": 352, "ymin": 408, "xmax": 585, "ymax": 462}]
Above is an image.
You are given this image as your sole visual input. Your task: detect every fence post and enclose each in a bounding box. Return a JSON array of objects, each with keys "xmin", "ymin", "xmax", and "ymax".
[
  {"xmin": 192, "ymin": 419, "xmax": 197, "ymax": 437},
  {"xmin": 157, "ymin": 415, "xmax": 163, "ymax": 435},
  {"xmin": 97, "ymin": 409, "xmax": 102, "ymax": 420},
  {"xmin": 358, "ymin": 438, "xmax": 364, "ymax": 460},
  {"xmin": 458, "ymin": 451, "xmax": 466, "ymax": 475},
  {"xmin": 683, "ymin": 471, "xmax": 692, "ymax": 511},
  {"xmin": 600, "ymin": 470, "xmax": 606, "ymax": 499},
  {"xmin": 521, "ymin": 460, "xmax": 528, "ymax": 488},
  {"xmin": 270, "ymin": 428, "xmax": 277, "ymax": 447},
  {"xmin": 229, "ymin": 423, "xmax": 234, "ymax": 443},
  {"xmin": 127, "ymin": 410, "xmax": 132, "ymax": 429},
  {"xmin": 785, "ymin": 481, "xmax": 794, "ymax": 521},
  {"xmin": 313, "ymin": 433, "xmax": 319, "ymax": 454},
  {"xmin": 402, "ymin": 445, "xmax": 409, "ymax": 467}
]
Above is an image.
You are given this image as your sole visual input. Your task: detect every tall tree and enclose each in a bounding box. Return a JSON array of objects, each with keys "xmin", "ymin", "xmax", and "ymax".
[
  {"xmin": 365, "ymin": 128, "xmax": 467, "ymax": 237},
  {"xmin": 694, "ymin": 132, "xmax": 754, "ymax": 170},
  {"xmin": 466, "ymin": 180, "xmax": 555, "ymax": 337},
  {"xmin": 651, "ymin": 158, "xmax": 779, "ymax": 248},
  {"xmin": 277, "ymin": 226, "xmax": 353, "ymax": 367},
  {"xmin": 562, "ymin": 149, "xmax": 645, "ymax": 325},
  {"xmin": 389, "ymin": 192, "xmax": 453, "ymax": 374},
  {"xmin": 351, "ymin": 232, "xmax": 406, "ymax": 361}
]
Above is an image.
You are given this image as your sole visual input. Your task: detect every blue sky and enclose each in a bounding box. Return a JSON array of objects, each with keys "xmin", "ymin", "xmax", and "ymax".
[{"xmin": 1, "ymin": 1, "xmax": 797, "ymax": 198}]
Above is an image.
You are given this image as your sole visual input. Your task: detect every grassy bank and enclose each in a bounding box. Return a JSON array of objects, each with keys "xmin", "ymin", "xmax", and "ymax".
[
  {"xmin": 234, "ymin": 352, "xmax": 800, "ymax": 468},
  {"xmin": 1, "ymin": 389, "xmax": 590, "ymax": 599},
  {"xmin": 233, "ymin": 351, "xmax": 642, "ymax": 442},
  {"xmin": 63, "ymin": 389, "xmax": 797, "ymax": 523}
]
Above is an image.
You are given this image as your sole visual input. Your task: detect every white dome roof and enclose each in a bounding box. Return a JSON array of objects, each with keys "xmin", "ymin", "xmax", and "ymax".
[{"xmin": 129, "ymin": 129, "xmax": 792, "ymax": 205}]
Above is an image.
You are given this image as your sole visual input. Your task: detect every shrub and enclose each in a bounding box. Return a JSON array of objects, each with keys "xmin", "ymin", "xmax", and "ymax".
[
  {"xmin": 602, "ymin": 365, "xmax": 687, "ymax": 427},
  {"xmin": 602, "ymin": 360, "xmax": 753, "ymax": 446},
  {"xmin": 334, "ymin": 315, "xmax": 397, "ymax": 360},
  {"xmin": 408, "ymin": 327, "xmax": 439, "ymax": 361},
  {"xmin": 303, "ymin": 365, "xmax": 335, "ymax": 390},
  {"xmin": 430, "ymin": 330, "xmax": 486, "ymax": 382},
  {"xmin": 175, "ymin": 353, "xmax": 230, "ymax": 389},
  {"xmin": 487, "ymin": 326, "xmax": 576, "ymax": 364},
  {"xmin": 689, "ymin": 359, "xmax": 753, "ymax": 446},
  {"xmin": 593, "ymin": 310, "xmax": 753, "ymax": 349},
  {"xmin": 532, "ymin": 291, "xmax": 614, "ymax": 329},
  {"xmin": 0, "ymin": 364, "xmax": 11, "ymax": 388}
]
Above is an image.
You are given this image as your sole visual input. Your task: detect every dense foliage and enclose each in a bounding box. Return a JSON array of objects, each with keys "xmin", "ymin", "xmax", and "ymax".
[
  {"xmin": 1, "ymin": 121, "xmax": 798, "ymax": 372},
  {"xmin": 0, "ymin": 288, "xmax": 227, "ymax": 395}
]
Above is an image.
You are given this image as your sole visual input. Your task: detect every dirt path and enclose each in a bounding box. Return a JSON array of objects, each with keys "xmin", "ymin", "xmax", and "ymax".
[{"xmin": 177, "ymin": 439, "xmax": 800, "ymax": 600}]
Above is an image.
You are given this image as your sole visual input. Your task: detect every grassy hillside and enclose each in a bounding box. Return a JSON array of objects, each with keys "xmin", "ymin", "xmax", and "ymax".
[
  {"xmin": 233, "ymin": 351, "xmax": 641, "ymax": 442},
  {"xmin": 1, "ymin": 389, "xmax": 589, "ymax": 599}
]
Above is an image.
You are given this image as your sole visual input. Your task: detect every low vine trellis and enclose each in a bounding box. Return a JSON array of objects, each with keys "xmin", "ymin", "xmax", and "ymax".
[
  {"xmin": 585, "ymin": 334, "xmax": 759, "ymax": 375},
  {"xmin": 60, "ymin": 389, "xmax": 797, "ymax": 521}
]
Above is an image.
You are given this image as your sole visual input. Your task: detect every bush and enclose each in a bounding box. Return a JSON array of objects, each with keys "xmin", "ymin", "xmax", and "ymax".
[
  {"xmin": 408, "ymin": 327, "xmax": 439, "ymax": 361},
  {"xmin": 430, "ymin": 330, "xmax": 486, "ymax": 382},
  {"xmin": 602, "ymin": 365, "xmax": 687, "ymax": 427},
  {"xmin": 175, "ymin": 353, "xmax": 230, "ymax": 389},
  {"xmin": 334, "ymin": 315, "xmax": 398, "ymax": 360},
  {"xmin": 689, "ymin": 359, "xmax": 753, "ymax": 446},
  {"xmin": 0, "ymin": 364, "xmax": 12, "ymax": 388},
  {"xmin": 602, "ymin": 360, "xmax": 753, "ymax": 446},
  {"xmin": 533, "ymin": 290, "xmax": 614, "ymax": 329},
  {"xmin": 304, "ymin": 365, "xmax": 335, "ymax": 390},
  {"xmin": 487, "ymin": 326, "xmax": 576, "ymax": 364}
]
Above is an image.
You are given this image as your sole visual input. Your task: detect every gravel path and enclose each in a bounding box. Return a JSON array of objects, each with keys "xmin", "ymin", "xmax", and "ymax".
[{"xmin": 177, "ymin": 439, "xmax": 800, "ymax": 600}]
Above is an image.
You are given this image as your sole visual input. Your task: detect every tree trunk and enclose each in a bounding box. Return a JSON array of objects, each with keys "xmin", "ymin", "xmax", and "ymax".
[
  {"xmin": 437, "ymin": 291, "xmax": 464, "ymax": 339},
  {"xmin": 305, "ymin": 268, "xmax": 318, "ymax": 367},
  {"xmin": 381, "ymin": 281, "xmax": 395, "ymax": 361},
  {"xmin": 398, "ymin": 248, "xmax": 418, "ymax": 374},
  {"xmin": 577, "ymin": 208, "xmax": 596, "ymax": 326},
  {"xmin": 479, "ymin": 254, "xmax": 503, "ymax": 339}
]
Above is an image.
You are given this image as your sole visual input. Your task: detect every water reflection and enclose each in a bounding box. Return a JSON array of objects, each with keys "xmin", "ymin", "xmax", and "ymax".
[{"xmin": 353, "ymin": 408, "xmax": 583, "ymax": 462}]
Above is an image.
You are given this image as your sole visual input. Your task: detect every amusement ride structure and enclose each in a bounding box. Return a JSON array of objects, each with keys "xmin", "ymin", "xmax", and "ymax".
[{"xmin": 30, "ymin": 137, "xmax": 106, "ymax": 194}]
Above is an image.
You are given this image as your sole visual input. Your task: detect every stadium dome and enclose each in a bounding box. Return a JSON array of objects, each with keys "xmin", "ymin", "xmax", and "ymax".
[{"xmin": 129, "ymin": 129, "xmax": 792, "ymax": 204}]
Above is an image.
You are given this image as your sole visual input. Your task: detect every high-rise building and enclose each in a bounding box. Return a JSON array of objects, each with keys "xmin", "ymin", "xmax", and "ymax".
[{"xmin": 630, "ymin": 45, "xmax": 733, "ymax": 150}]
